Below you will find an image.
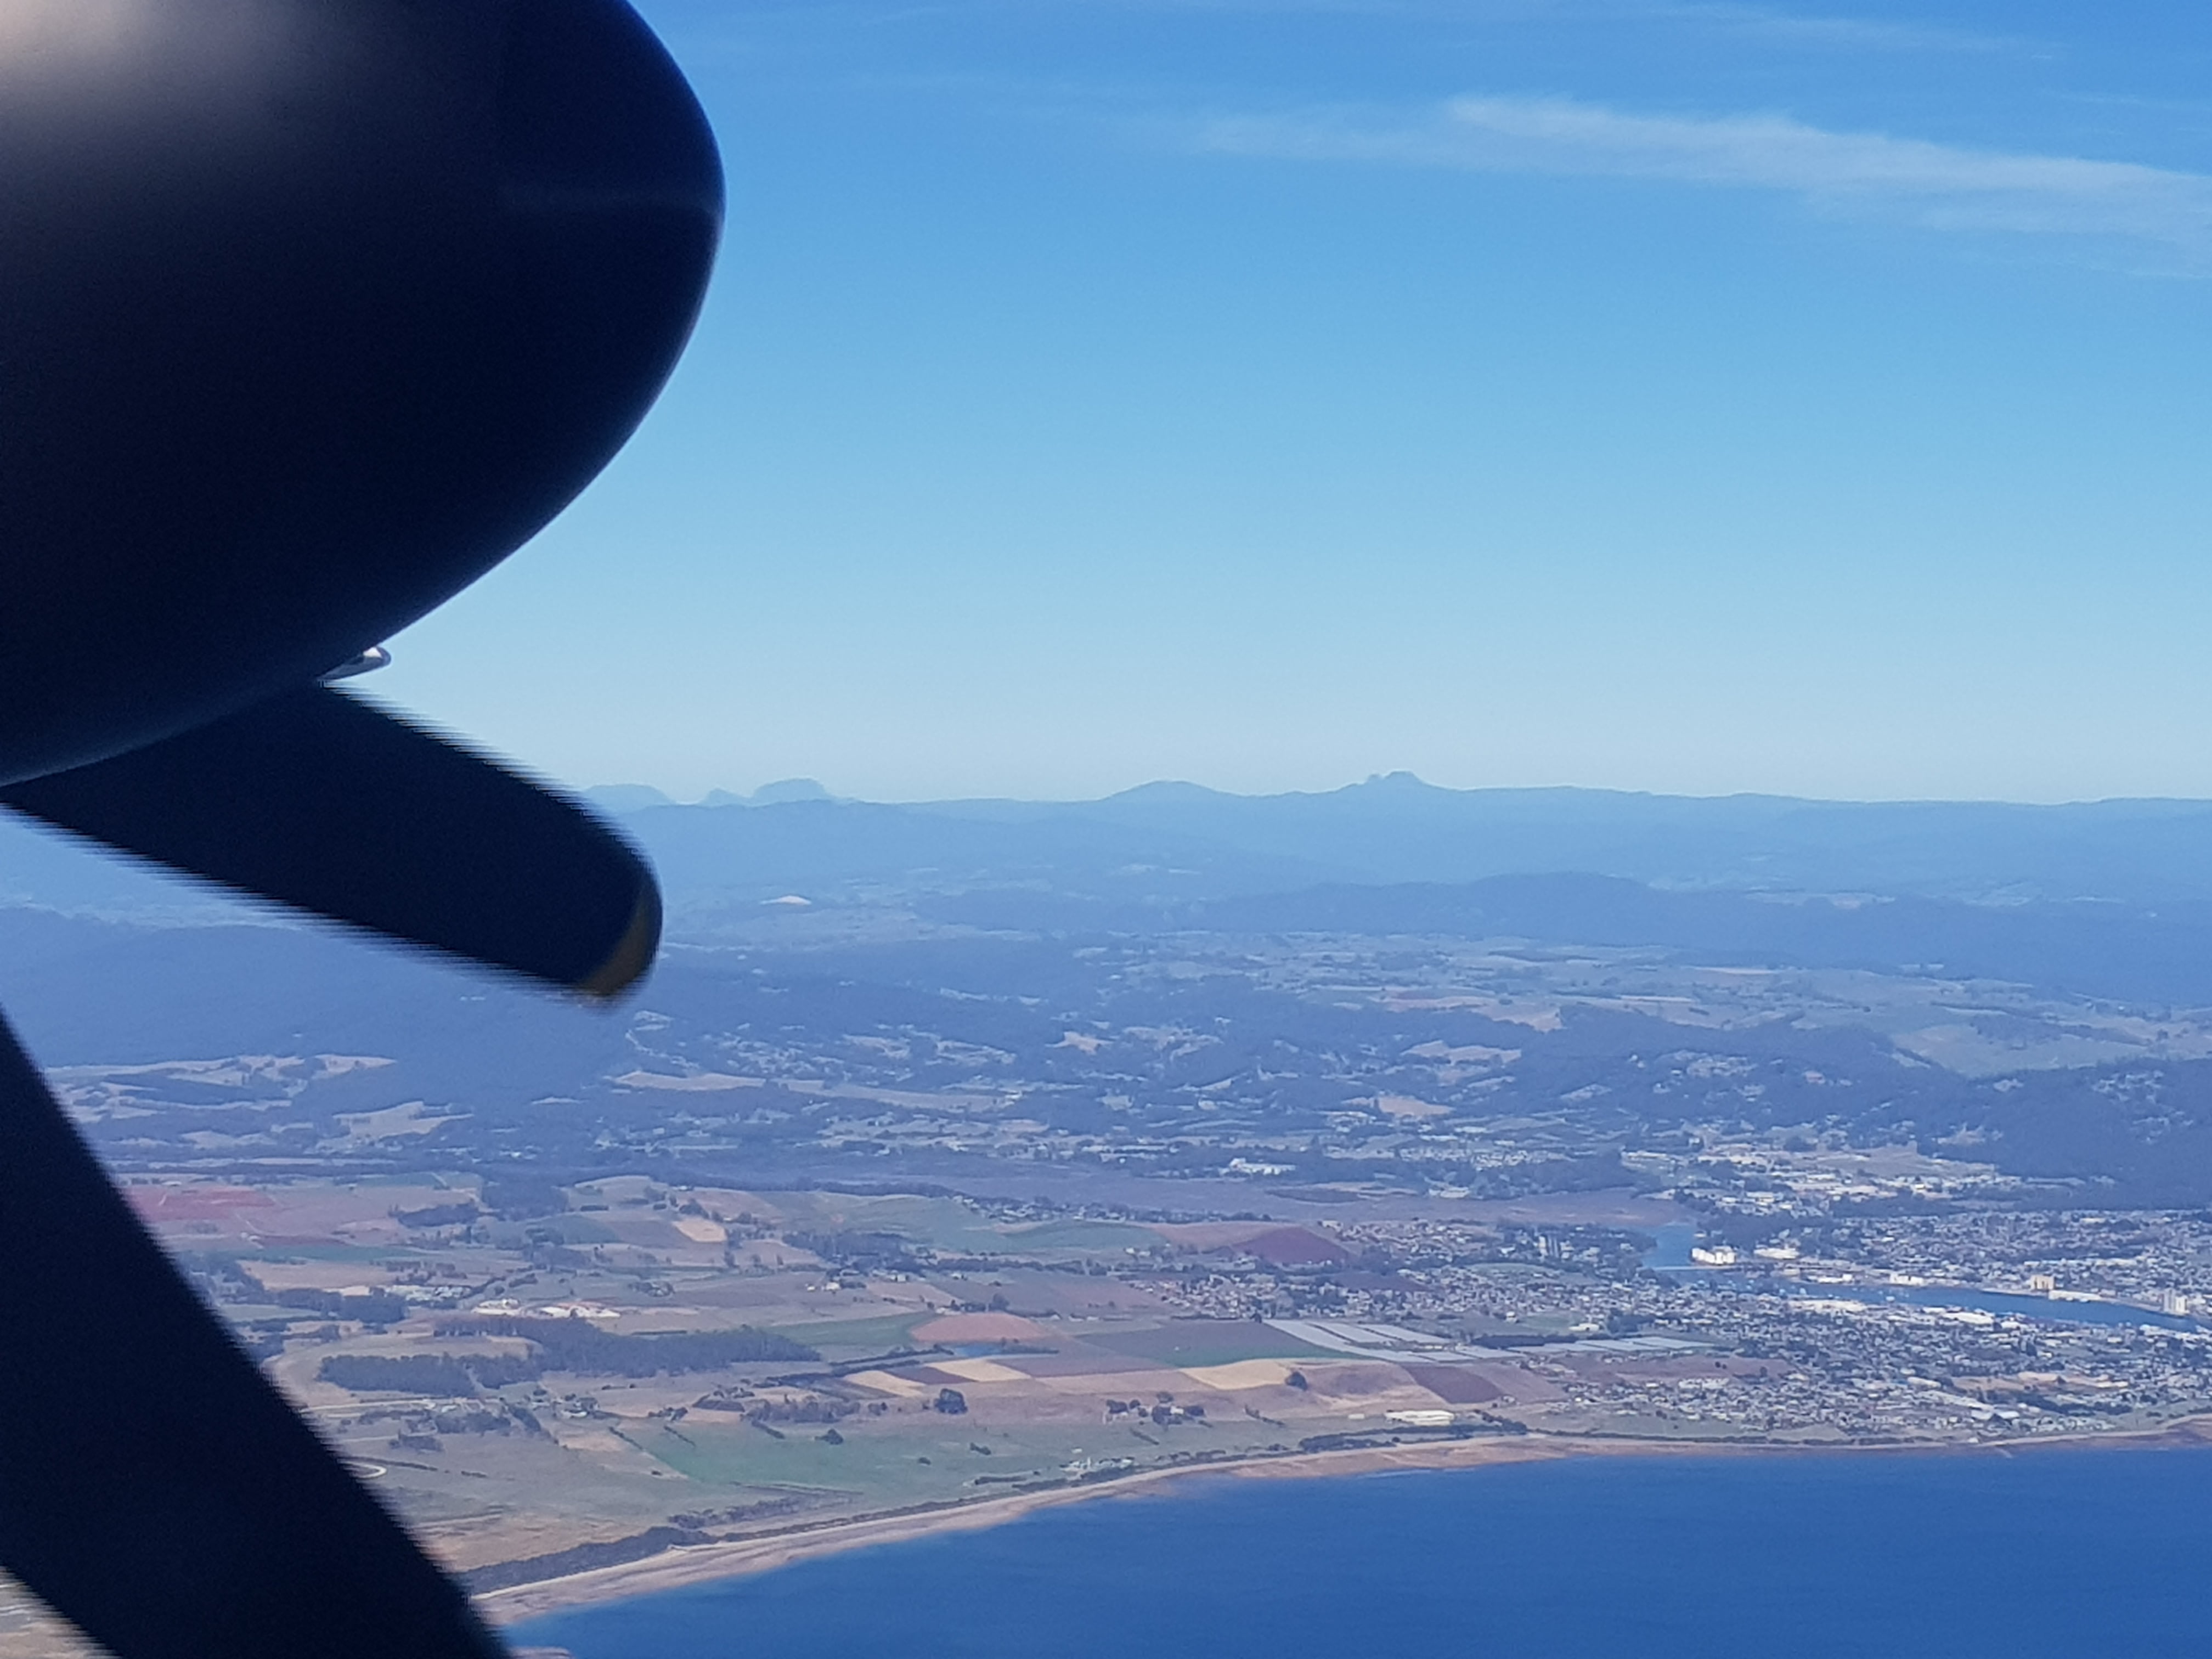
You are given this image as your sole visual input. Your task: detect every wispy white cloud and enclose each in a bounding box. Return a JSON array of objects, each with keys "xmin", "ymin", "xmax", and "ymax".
[{"xmin": 1198, "ymin": 95, "xmax": 2212, "ymax": 265}]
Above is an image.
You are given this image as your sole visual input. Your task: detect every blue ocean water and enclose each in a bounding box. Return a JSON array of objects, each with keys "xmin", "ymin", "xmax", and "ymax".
[{"xmin": 519, "ymin": 1444, "xmax": 2212, "ymax": 1658}]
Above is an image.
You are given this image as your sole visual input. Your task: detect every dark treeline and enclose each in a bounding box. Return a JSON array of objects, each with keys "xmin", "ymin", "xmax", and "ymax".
[
  {"xmin": 318, "ymin": 1353, "xmax": 529, "ymax": 1396},
  {"xmin": 455, "ymin": 1526, "xmax": 704, "ymax": 1593},
  {"xmin": 318, "ymin": 1318, "xmax": 818, "ymax": 1395},
  {"xmin": 436, "ymin": 1317, "xmax": 816, "ymax": 1376}
]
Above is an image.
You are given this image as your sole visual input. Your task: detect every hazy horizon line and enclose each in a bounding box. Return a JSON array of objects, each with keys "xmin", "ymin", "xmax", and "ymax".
[{"xmin": 580, "ymin": 772, "xmax": 2212, "ymax": 811}]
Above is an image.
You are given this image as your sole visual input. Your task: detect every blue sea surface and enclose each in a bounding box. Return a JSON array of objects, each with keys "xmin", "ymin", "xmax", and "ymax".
[{"xmin": 519, "ymin": 1444, "xmax": 2212, "ymax": 1658}]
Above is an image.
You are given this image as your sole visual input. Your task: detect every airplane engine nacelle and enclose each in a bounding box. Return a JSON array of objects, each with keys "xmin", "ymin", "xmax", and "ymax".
[{"xmin": 0, "ymin": 0, "xmax": 722, "ymax": 785}]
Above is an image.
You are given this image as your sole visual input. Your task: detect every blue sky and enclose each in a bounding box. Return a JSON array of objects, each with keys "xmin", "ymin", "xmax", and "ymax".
[{"xmin": 375, "ymin": 1, "xmax": 2212, "ymax": 803}]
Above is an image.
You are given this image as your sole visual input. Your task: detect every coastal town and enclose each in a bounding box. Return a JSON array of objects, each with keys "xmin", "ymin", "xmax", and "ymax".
[
  {"xmin": 0, "ymin": 1136, "xmax": 2183, "ymax": 1657},
  {"xmin": 10, "ymin": 840, "xmax": 2212, "ymax": 1651},
  {"xmin": 0, "ymin": 901, "xmax": 2202, "ymax": 1653}
]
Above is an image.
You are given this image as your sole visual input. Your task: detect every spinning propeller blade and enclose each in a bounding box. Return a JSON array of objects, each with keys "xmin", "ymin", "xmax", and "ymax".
[
  {"xmin": 0, "ymin": 0, "xmax": 724, "ymax": 1649},
  {"xmin": 0, "ymin": 688, "xmax": 656, "ymax": 1654},
  {"xmin": 1, "ymin": 685, "xmax": 660, "ymax": 998},
  {"xmin": 0, "ymin": 1014, "xmax": 507, "ymax": 1659}
]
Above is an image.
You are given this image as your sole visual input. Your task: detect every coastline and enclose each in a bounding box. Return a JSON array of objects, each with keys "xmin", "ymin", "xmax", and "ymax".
[{"xmin": 478, "ymin": 1416, "xmax": 2212, "ymax": 1627}]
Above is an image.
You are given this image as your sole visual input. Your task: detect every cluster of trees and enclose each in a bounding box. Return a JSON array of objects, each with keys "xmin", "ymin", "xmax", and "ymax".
[
  {"xmin": 318, "ymin": 1353, "xmax": 529, "ymax": 1396},
  {"xmin": 268, "ymin": 1286, "xmax": 410, "ymax": 1327},
  {"xmin": 434, "ymin": 1317, "xmax": 816, "ymax": 1376},
  {"xmin": 786, "ymin": 1229, "xmax": 928, "ymax": 1274},
  {"xmin": 456, "ymin": 1525, "xmax": 709, "ymax": 1594},
  {"xmin": 206, "ymin": 1261, "xmax": 409, "ymax": 1327},
  {"xmin": 1104, "ymin": 1397, "xmax": 1204, "ymax": 1424},
  {"xmin": 390, "ymin": 1201, "xmax": 479, "ymax": 1230},
  {"xmin": 319, "ymin": 1319, "xmax": 821, "ymax": 1395},
  {"xmin": 744, "ymin": 1393, "xmax": 851, "ymax": 1425}
]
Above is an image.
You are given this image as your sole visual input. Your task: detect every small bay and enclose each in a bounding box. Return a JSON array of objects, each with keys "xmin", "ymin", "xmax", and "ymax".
[{"xmin": 518, "ymin": 1443, "xmax": 2212, "ymax": 1657}]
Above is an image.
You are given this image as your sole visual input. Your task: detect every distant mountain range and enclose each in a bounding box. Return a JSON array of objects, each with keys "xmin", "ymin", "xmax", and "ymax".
[
  {"xmin": 16, "ymin": 771, "xmax": 2212, "ymax": 1010},
  {"xmin": 14, "ymin": 774, "xmax": 2212, "ymax": 1200},
  {"xmin": 568, "ymin": 773, "xmax": 2212, "ymax": 909},
  {"xmin": 18, "ymin": 770, "xmax": 2212, "ymax": 919}
]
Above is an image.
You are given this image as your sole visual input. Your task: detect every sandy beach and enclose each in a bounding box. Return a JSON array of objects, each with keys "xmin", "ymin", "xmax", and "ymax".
[{"xmin": 477, "ymin": 1417, "xmax": 2212, "ymax": 1627}]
